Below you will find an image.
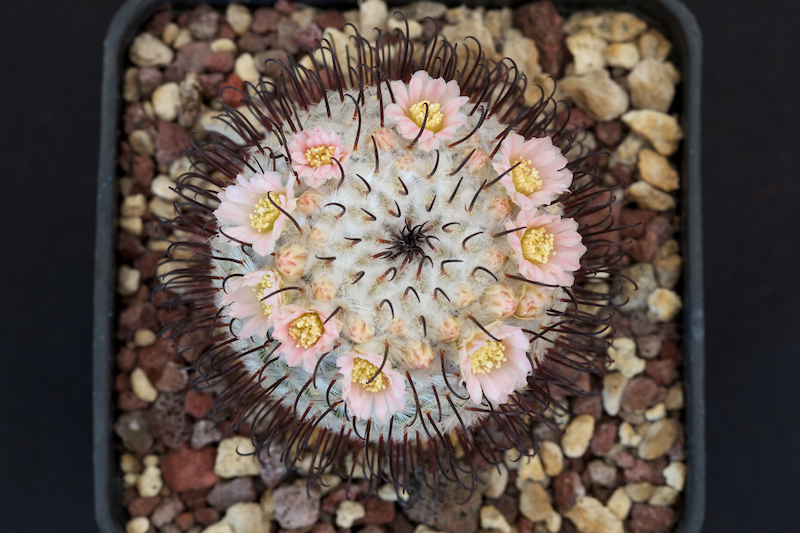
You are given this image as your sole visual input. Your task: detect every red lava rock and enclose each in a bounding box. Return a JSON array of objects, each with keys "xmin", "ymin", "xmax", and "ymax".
[
  {"xmin": 185, "ymin": 390, "xmax": 215, "ymax": 418},
  {"xmin": 386, "ymin": 512, "xmax": 414, "ymax": 533},
  {"xmin": 594, "ymin": 120, "xmax": 624, "ymax": 146},
  {"xmin": 355, "ymin": 497, "xmax": 396, "ymax": 525},
  {"xmin": 132, "ymin": 155, "xmax": 155, "ymax": 188},
  {"xmin": 193, "ymin": 506, "xmax": 221, "ymax": 527},
  {"xmin": 176, "ymin": 42, "xmax": 212, "ymax": 73},
  {"xmin": 313, "ymin": 524, "xmax": 336, "ymax": 533},
  {"xmin": 133, "ymin": 251, "xmax": 163, "ymax": 281},
  {"xmin": 553, "ymin": 471, "xmax": 585, "ymax": 514},
  {"xmin": 624, "ymin": 460, "xmax": 653, "ymax": 483},
  {"xmin": 659, "ymin": 340, "xmax": 682, "ymax": 362},
  {"xmin": 486, "ymin": 494, "xmax": 519, "ymax": 525},
  {"xmin": 187, "ymin": 4, "xmax": 220, "ymax": 40},
  {"xmin": 259, "ymin": 442, "xmax": 289, "ymax": 488},
  {"xmin": 571, "ymin": 394, "xmax": 603, "ymax": 420},
  {"xmin": 117, "ymin": 390, "xmax": 151, "ymax": 412},
  {"xmin": 613, "ymin": 450, "xmax": 636, "ymax": 469},
  {"xmin": 118, "ymin": 231, "xmax": 146, "ymax": 260},
  {"xmin": 620, "ymin": 208, "xmax": 657, "ymax": 239},
  {"xmin": 252, "ymin": 7, "xmax": 280, "ymax": 33},
  {"xmin": 203, "ymin": 51, "xmax": 235, "ymax": 73},
  {"xmin": 610, "ymin": 164, "xmax": 633, "ymax": 186},
  {"xmin": 667, "ymin": 421, "xmax": 686, "ymax": 462},
  {"xmin": 630, "ymin": 504, "xmax": 677, "ymax": 533},
  {"xmin": 625, "ymin": 230, "xmax": 660, "ymax": 263},
  {"xmin": 292, "ymin": 24, "xmax": 323, "ymax": 50},
  {"xmin": 155, "ymin": 120, "xmax": 192, "ymax": 166},
  {"xmin": 118, "ymin": 140, "xmax": 134, "ymax": 173},
  {"xmin": 648, "ymin": 456, "xmax": 668, "ymax": 485},
  {"xmin": 119, "ymin": 301, "xmax": 158, "ymax": 333},
  {"xmin": 175, "ymin": 511, "xmax": 195, "ymax": 531},
  {"xmin": 129, "ymin": 496, "xmax": 162, "ymax": 517},
  {"xmin": 151, "ymin": 497, "xmax": 186, "ymax": 528},
  {"xmin": 155, "ymin": 362, "xmax": 189, "ymax": 392},
  {"xmin": 138, "ymin": 339, "xmax": 177, "ymax": 382},
  {"xmin": 197, "ymin": 72, "xmax": 225, "ymax": 100},
  {"xmin": 630, "ymin": 310, "xmax": 657, "ymax": 336},
  {"xmin": 622, "ymin": 376, "xmax": 660, "ymax": 413},
  {"xmin": 237, "ymin": 31, "xmax": 275, "ymax": 53},
  {"xmin": 145, "ymin": 10, "xmax": 173, "ymax": 36},
  {"xmin": 117, "ymin": 347, "xmax": 138, "ymax": 372},
  {"xmin": 217, "ymin": 19, "xmax": 236, "ymax": 40},
  {"xmin": 255, "ymin": 49, "xmax": 290, "ymax": 79},
  {"xmin": 563, "ymin": 457, "xmax": 585, "ymax": 473},
  {"xmin": 162, "ymin": 445, "xmax": 219, "ymax": 492},
  {"xmin": 590, "ymin": 422, "xmax": 617, "ymax": 456},
  {"xmin": 646, "ymin": 214, "xmax": 675, "ymax": 245},
  {"xmin": 646, "ymin": 359, "xmax": 676, "ymax": 386},
  {"xmin": 150, "ymin": 392, "xmax": 192, "ymax": 449},
  {"xmin": 557, "ymin": 107, "xmax": 595, "ymax": 133},
  {"xmin": 274, "ymin": 0, "xmax": 297, "ymax": 15},
  {"xmin": 124, "ymin": 103, "xmax": 157, "ymax": 136},
  {"xmin": 138, "ymin": 67, "xmax": 163, "ymax": 99},
  {"xmin": 164, "ymin": 61, "xmax": 186, "ymax": 83},
  {"xmin": 321, "ymin": 484, "xmax": 359, "ymax": 513},
  {"xmin": 207, "ymin": 477, "xmax": 257, "ymax": 511},
  {"xmin": 176, "ymin": 11, "xmax": 191, "ymax": 28},
  {"xmin": 517, "ymin": 516, "xmax": 534, "ymax": 533},
  {"xmin": 314, "ymin": 10, "xmax": 345, "ymax": 30},
  {"xmin": 636, "ymin": 335, "xmax": 663, "ymax": 359},
  {"xmin": 220, "ymin": 73, "xmax": 245, "ymax": 107},
  {"xmin": 123, "ymin": 488, "xmax": 138, "ymax": 507},
  {"xmin": 514, "ymin": 1, "xmax": 568, "ymax": 77},
  {"xmin": 115, "ymin": 372, "xmax": 132, "ymax": 392},
  {"xmin": 274, "ymin": 484, "xmax": 321, "ymax": 529}
]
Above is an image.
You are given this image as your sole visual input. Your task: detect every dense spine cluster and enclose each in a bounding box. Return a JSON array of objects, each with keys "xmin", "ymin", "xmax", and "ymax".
[{"xmin": 158, "ymin": 20, "xmax": 621, "ymax": 495}]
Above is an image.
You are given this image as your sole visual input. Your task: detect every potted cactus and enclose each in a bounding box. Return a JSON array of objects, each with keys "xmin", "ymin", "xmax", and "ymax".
[{"xmin": 95, "ymin": 1, "xmax": 703, "ymax": 533}]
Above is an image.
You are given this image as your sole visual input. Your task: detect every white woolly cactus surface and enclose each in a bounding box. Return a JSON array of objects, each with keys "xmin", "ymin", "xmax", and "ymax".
[
  {"xmin": 207, "ymin": 78, "xmax": 580, "ymax": 442},
  {"xmin": 162, "ymin": 24, "xmax": 617, "ymax": 486}
]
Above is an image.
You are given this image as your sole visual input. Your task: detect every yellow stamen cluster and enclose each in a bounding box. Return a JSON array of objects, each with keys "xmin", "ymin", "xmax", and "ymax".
[
  {"xmin": 408, "ymin": 100, "xmax": 444, "ymax": 131},
  {"xmin": 253, "ymin": 274, "xmax": 275, "ymax": 317},
  {"xmin": 520, "ymin": 227, "xmax": 555, "ymax": 264},
  {"xmin": 471, "ymin": 341, "xmax": 507, "ymax": 374},
  {"xmin": 304, "ymin": 145, "xmax": 335, "ymax": 168},
  {"xmin": 288, "ymin": 312, "xmax": 324, "ymax": 348},
  {"xmin": 351, "ymin": 358, "xmax": 388, "ymax": 392},
  {"xmin": 511, "ymin": 158, "xmax": 542, "ymax": 195},
  {"xmin": 250, "ymin": 194, "xmax": 282, "ymax": 233}
]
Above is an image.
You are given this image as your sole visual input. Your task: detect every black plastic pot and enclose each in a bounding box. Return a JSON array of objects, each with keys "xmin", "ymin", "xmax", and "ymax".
[{"xmin": 94, "ymin": 1, "xmax": 704, "ymax": 531}]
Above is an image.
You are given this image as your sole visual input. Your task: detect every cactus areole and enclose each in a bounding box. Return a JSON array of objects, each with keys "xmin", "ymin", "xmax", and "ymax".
[{"xmin": 159, "ymin": 20, "xmax": 621, "ymax": 494}]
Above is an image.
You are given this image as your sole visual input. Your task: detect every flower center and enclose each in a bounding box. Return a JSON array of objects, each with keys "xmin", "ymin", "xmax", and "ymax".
[
  {"xmin": 511, "ymin": 158, "xmax": 542, "ymax": 196},
  {"xmin": 408, "ymin": 100, "xmax": 444, "ymax": 131},
  {"xmin": 288, "ymin": 312, "xmax": 324, "ymax": 348},
  {"xmin": 471, "ymin": 341, "xmax": 506, "ymax": 374},
  {"xmin": 304, "ymin": 145, "xmax": 336, "ymax": 168},
  {"xmin": 253, "ymin": 274, "xmax": 275, "ymax": 317},
  {"xmin": 250, "ymin": 194, "xmax": 283, "ymax": 233},
  {"xmin": 351, "ymin": 357, "xmax": 388, "ymax": 392},
  {"xmin": 520, "ymin": 227, "xmax": 555, "ymax": 264}
]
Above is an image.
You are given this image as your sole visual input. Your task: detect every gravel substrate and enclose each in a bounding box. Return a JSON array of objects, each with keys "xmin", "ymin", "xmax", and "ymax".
[{"xmin": 112, "ymin": 3, "xmax": 687, "ymax": 533}]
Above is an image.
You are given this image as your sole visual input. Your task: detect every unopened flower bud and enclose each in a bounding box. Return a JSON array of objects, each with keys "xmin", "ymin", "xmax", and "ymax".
[
  {"xmin": 313, "ymin": 277, "xmax": 336, "ymax": 302},
  {"xmin": 405, "ymin": 340, "xmax": 434, "ymax": 369},
  {"xmin": 396, "ymin": 155, "xmax": 415, "ymax": 172},
  {"xmin": 515, "ymin": 284, "xmax": 551, "ymax": 318},
  {"xmin": 454, "ymin": 286, "xmax": 475, "ymax": 309},
  {"xmin": 437, "ymin": 316, "xmax": 461, "ymax": 343},
  {"xmin": 480, "ymin": 283, "xmax": 517, "ymax": 319},
  {"xmin": 465, "ymin": 149, "xmax": 488, "ymax": 172},
  {"xmin": 276, "ymin": 244, "xmax": 308, "ymax": 281},
  {"xmin": 373, "ymin": 129, "xmax": 393, "ymax": 151},
  {"xmin": 309, "ymin": 227, "xmax": 328, "ymax": 248},
  {"xmin": 389, "ymin": 317, "xmax": 408, "ymax": 336},
  {"xmin": 483, "ymin": 248, "xmax": 506, "ymax": 272},
  {"xmin": 347, "ymin": 316, "xmax": 374, "ymax": 344},
  {"xmin": 297, "ymin": 189, "xmax": 322, "ymax": 214},
  {"xmin": 488, "ymin": 196, "xmax": 512, "ymax": 221}
]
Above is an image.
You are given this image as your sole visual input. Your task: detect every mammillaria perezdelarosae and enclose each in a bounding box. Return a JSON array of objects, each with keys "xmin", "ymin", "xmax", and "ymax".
[{"xmin": 159, "ymin": 19, "xmax": 620, "ymax": 495}]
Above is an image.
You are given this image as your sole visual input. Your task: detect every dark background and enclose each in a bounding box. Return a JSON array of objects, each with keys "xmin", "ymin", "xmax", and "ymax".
[{"xmin": 1, "ymin": 0, "xmax": 798, "ymax": 531}]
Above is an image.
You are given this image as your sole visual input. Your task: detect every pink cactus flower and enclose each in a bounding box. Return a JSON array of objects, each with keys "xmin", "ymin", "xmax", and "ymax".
[
  {"xmin": 219, "ymin": 270, "xmax": 283, "ymax": 339},
  {"xmin": 337, "ymin": 349, "xmax": 407, "ymax": 424},
  {"xmin": 385, "ymin": 71, "xmax": 469, "ymax": 152},
  {"xmin": 493, "ymin": 133, "xmax": 572, "ymax": 208},
  {"xmin": 459, "ymin": 321, "xmax": 532, "ymax": 405},
  {"xmin": 287, "ymin": 125, "xmax": 352, "ymax": 188},
  {"xmin": 506, "ymin": 207, "xmax": 587, "ymax": 286},
  {"xmin": 271, "ymin": 305, "xmax": 342, "ymax": 373},
  {"xmin": 214, "ymin": 172, "xmax": 297, "ymax": 257}
]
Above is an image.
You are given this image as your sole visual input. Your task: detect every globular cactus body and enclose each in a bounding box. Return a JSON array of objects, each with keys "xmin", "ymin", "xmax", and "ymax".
[{"xmin": 160, "ymin": 22, "xmax": 619, "ymax": 493}]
